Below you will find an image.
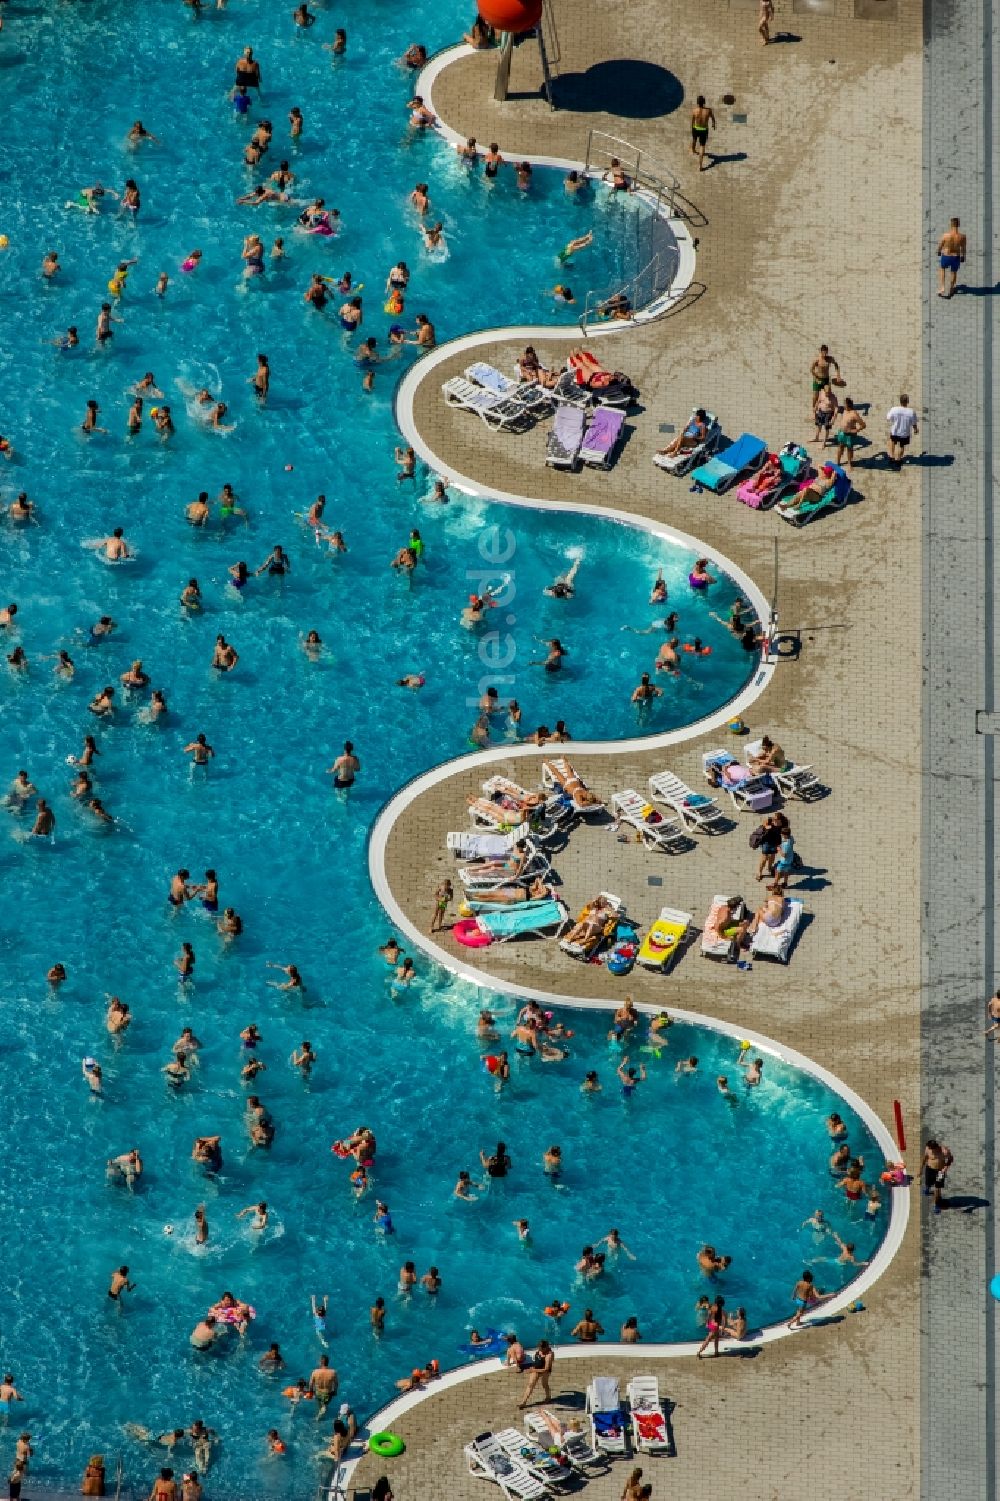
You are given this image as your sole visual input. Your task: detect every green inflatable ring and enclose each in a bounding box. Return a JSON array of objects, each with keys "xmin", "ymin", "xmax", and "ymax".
[{"xmin": 369, "ymin": 1432, "xmax": 405, "ymax": 1459}]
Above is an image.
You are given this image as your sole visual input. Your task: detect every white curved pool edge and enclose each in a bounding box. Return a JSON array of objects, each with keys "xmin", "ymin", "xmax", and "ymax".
[
  {"xmin": 365, "ymin": 801, "xmax": 907, "ymax": 1332},
  {"xmin": 415, "ymin": 43, "xmax": 699, "ymax": 327},
  {"xmin": 351, "ymin": 41, "xmax": 907, "ymax": 1457}
]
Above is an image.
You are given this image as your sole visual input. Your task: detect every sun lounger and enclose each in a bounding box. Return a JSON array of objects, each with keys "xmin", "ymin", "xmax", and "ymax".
[
  {"xmin": 637, "ymin": 906, "xmax": 691, "ymax": 971},
  {"xmin": 776, "ymin": 461, "xmax": 851, "ymax": 525},
  {"xmin": 646, "ymin": 770, "xmax": 727, "ymax": 834},
  {"xmin": 750, "ymin": 898, "xmax": 803, "ymax": 962},
  {"xmin": 551, "ymin": 368, "xmax": 596, "ymax": 408},
  {"xmin": 701, "ymin": 893, "xmax": 748, "ymax": 959},
  {"xmin": 736, "ymin": 442, "xmax": 812, "ymax": 509},
  {"xmin": 559, "ymin": 892, "xmax": 623, "ymax": 958},
  {"xmin": 626, "ymin": 1376, "xmax": 670, "ymax": 1454},
  {"xmin": 459, "ymin": 838, "xmax": 550, "ymax": 891},
  {"xmin": 611, "ymin": 789, "xmax": 688, "ymax": 852},
  {"xmin": 523, "ymin": 1412, "xmax": 604, "ymax": 1472},
  {"xmin": 579, "ymin": 405, "xmax": 626, "ymax": 468},
  {"xmin": 541, "ymin": 757, "xmax": 605, "ymax": 816},
  {"xmin": 465, "ymin": 1432, "xmax": 549, "ymax": 1499},
  {"xmin": 652, "ymin": 409, "xmax": 721, "ymax": 476},
  {"xmin": 442, "ymin": 377, "xmax": 533, "ymax": 431},
  {"xmin": 546, "ymin": 404, "xmax": 586, "ymax": 469},
  {"xmin": 465, "ymin": 363, "xmax": 553, "ymax": 414},
  {"xmin": 743, "ymin": 740, "xmax": 824, "ymax": 801},
  {"xmin": 494, "ymin": 1430, "xmax": 574, "ymax": 1489},
  {"xmin": 585, "ymin": 1377, "xmax": 628, "ymax": 1456},
  {"xmin": 476, "ymin": 897, "xmax": 568, "ymax": 943},
  {"xmin": 690, "ymin": 432, "xmax": 768, "ymax": 493},
  {"xmin": 702, "ymin": 750, "xmax": 774, "ymax": 812},
  {"xmin": 447, "ymin": 823, "xmax": 530, "ymax": 860}
]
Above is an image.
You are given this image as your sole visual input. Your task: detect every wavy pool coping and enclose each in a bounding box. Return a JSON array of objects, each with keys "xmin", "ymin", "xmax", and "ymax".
[{"xmin": 352, "ymin": 41, "xmax": 908, "ymax": 1465}]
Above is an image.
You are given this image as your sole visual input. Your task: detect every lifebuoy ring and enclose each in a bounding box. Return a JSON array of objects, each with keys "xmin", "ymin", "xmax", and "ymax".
[
  {"xmin": 369, "ymin": 1432, "xmax": 405, "ymax": 1458},
  {"xmin": 454, "ymin": 917, "xmax": 492, "ymax": 948}
]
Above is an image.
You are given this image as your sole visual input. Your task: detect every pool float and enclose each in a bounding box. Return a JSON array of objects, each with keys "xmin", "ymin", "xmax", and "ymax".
[
  {"xmin": 458, "ymin": 1329, "xmax": 506, "ymax": 1357},
  {"xmin": 454, "ymin": 917, "xmax": 492, "ymax": 948},
  {"xmin": 682, "ymin": 642, "xmax": 712, "ymax": 654},
  {"xmin": 369, "ymin": 1432, "xmax": 405, "ymax": 1458}
]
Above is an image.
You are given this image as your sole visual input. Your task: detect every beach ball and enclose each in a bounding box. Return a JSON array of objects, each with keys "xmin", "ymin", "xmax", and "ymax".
[
  {"xmin": 0, "ymin": 236, "xmax": 9, "ymax": 249},
  {"xmin": 990, "ymin": 1273, "xmax": 1000, "ymax": 1301},
  {"xmin": 477, "ymin": 0, "xmax": 543, "ymax": 34}
]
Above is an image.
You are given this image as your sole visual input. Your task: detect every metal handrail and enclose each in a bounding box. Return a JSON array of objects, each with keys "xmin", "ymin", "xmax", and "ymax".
[
  {"xmin": 583, "ymin": 128, "xmax": 681, "ymax": 217},
  {"xmin": 540, "ymin": 0, "xmax": 561, "ymax": 67},
  {"xmin": 579, "ymin": 247, "xmax": 677, "ymax": 333}
]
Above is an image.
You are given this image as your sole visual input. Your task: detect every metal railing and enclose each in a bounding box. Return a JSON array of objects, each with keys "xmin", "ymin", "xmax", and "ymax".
[
  {"xmin": 578, "ymin": 245, "xmax": 679, "ymax": 333},
  {"xmin": 583, "ymin": 129, "xmax": 681, "ymax": 219}
]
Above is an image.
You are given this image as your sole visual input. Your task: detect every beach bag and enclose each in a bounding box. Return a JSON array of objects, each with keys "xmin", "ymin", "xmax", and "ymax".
[{"xmin": 748, "ymin": 823, "xmax": 767, "ymax": 850}]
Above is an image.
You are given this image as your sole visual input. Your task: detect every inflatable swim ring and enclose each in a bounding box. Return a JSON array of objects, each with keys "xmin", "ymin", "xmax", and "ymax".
[
  {"xmin": 454, "ymin": 917, "xmax": 492, "ymax": 948},
  {"xmin": 369, "ymin": 1432, "xmax": 405, "ymax": 1459},
  {"xmin": 458, "ymin": 1329, "xmax": 506, "ymax": 1357}
]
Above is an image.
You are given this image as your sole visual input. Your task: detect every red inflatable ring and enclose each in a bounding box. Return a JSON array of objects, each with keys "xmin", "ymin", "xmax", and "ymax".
[{"xmin": 454, "ymin": 917, "xmax": 493, "ymax": 948}]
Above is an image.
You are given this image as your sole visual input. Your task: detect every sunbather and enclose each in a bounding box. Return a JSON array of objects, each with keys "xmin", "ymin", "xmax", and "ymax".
[
  {"xmin": 543, "ymin": 760, "xmax": 601, "ymax": 807},
  {"xmin": 469, "ymin": 877, "xmax": 552, "ymax": 906},
  {"xmin": 748, "ymin": 886, "xmax": 789, "ymax": 935},
  {"xmin": 518, "ymin": 346, "xmax": 558, "ymax": 389},
  {"xmin": 704, "ymin": 896, "xmax": 750, "ymax": 961},
  {"xmin": 783, "ymin": 464, "xmax": 836, "ymax": 512},
  {"xmin": 743, "ymin": 454, "xmax": 781, "ymax": 494},
  {"xmin": 462, "ymin": 840, "xmax": 533, "ymax": 880},
  {"xmin": 563, "ymin": 896, "xmax": 614, "ymax": 947},
  {"xmin": 657, "ymin": 408, "xmax": 710, "ymax": 458},
  {"xmin": 748, "ymin": 735, "xmax": 788, "ymax": 773}
]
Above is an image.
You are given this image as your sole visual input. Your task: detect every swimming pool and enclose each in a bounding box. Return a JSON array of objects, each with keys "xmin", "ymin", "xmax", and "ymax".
[{"xmin": 0, "ymin": 0, "xmax": 881, "ymax": 1495}]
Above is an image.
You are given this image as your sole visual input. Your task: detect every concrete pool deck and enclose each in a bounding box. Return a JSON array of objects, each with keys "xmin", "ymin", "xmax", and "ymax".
[{"xmin": 359, "ymin": 0, "xmax": 940, "ymax": 1494}]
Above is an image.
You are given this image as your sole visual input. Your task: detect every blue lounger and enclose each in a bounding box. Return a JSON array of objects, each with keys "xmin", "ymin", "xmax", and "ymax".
[{"xmin": 690, "ymin": 432, "xmax": 768, "ymax": 493}]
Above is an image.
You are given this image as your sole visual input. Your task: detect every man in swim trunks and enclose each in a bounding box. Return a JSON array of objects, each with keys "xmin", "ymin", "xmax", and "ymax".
[
  {"xmin": 328, "ymin": 740, "xmax": 359, "ymax": 789},
  {"xmin": 690, "ymin": 96, "xmax": 715, "ymax": 170},
  {"xmin": 810, "ymin": 345, "xmax": 840, "ymax": 409},
  {"xmin": 308, "ymin": 1355, "xmax": 338, "ymax": 1420},
  {"xmin": 921, "ymin": 1138, "xmax": 953, "ymax": 1214},
  {"xmin": 937, "ymin": 217, "xmax": 966, "ymax": 297}
]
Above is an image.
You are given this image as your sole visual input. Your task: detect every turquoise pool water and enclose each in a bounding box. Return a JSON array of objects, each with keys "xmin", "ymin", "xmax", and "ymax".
[{"xmin": 0, "ymin": 1, "xmax": 883, "ymax": 1495}]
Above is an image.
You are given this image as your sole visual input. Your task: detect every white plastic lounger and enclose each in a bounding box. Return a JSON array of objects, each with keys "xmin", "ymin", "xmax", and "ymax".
[
  {"xmin": 475, "ymin": 898, "xmax": 569, "ymax": 943},
  {"xmin": 523, "ymin": 1412, "xmax": 604, "ymax": 1472},
  {"xmin": 611, "ymin": 789, "xmax": 688, "ymax": 852},
  {"xmin": 459, "ymin": 838, "xmax": 551, "ymax": 891},
  {"xmin": 465, "ymin": 1433, "xmax": 548, "ymax": 1499},
  {"xmin": 541, "ymin": 757, "xmax": 606, "ymax": 816},
  {"xmin": 442, "ymin": 377, "xmax": 533, "ymax": 431},
  {"xmin": 750, "ymin": 898, "xmax": 803, "ymax": 962},
  {"xmin": 546, "ymin": 404, "xmax": 586, "ymax": 469},
  {"xmin": 447, "ymin": 823, "xmax": 530, "ymax": 860},
  {"xmin": 579, "ymin": 404, "xmax": 626, "ymax": 469},
  {"xmin": 702, "ymin": 750, "xmax": 774, "ymax": 813},
  {"xmin": 626, "ymin": 1376, "xmax": 670, "ymax": 1454},
  {"xmin": 652, "ymin": 409, "xmax": 720, "ymax": 475},
  {"xmin": 647, "ymin": 769, "xmax": 727, "ymax": 833},
  {"xmin": 701, "ymin": 893, "xmax": 748, "ymax": 959},
  {"xmin": 585, "ymin": 1377, "xmax": 628, "ymax": 1456},
  {"xmin": 493, "ymin": 1430, "xmax": 574, "ymax": 1489},
  {"xmin": 551, "ymin": 368, "xmax": 596, "ymax": 408},
  {"xmin": 466, "ymin": 363, "xmax": 553, "ymax": 413},
  {"xmin": 559, "ymin": 892, "xmax": 623, "ymax": 958},
  {"xmin": 743, "ymin": 739, "xmax": 823, "ymax": 801}
]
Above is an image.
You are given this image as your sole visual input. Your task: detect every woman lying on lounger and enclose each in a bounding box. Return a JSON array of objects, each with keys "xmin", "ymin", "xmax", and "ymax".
[
  {"xmin": 744, "ymin": 453, "xmax": 782, "ymax": 494},
  {"xmin": 542, "ymin": 762, "xmax": 601, "ymax": 808},
  {"xmin": 657, "ymin": 408, "xmax": 710, "ymax": 458},
  {"xmin": 782, "ymin": 463, "xmax": 835, "ymax": 512},
  {"xmin": 468, "ymin": 877, "xmax": 552, "ymax": 907},
  {"xmin": 462, "ymin": 840, "xmax": 533, "ymax": 881},
  {"xmin": 563, "ymin": 896, "xmax": 615, "ymax": 947},
  {"xmin": 517, "ymin": 346, "xmax": 559, "ymax": 389}
]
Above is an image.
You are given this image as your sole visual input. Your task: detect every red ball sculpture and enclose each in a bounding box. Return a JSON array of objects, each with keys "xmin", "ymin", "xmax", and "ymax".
[{"xmin": 476, "ymin": 0, "xmax": 543, "ymax": 34}]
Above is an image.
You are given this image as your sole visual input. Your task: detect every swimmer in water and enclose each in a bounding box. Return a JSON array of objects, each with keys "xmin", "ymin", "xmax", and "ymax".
[
  {"xmin": 544, "ymin": 556, "xmax": 581, "ymax": 598},
  {"xmin": 557, "ymin": 230, "xmax": 593, "ymax": 263}
]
